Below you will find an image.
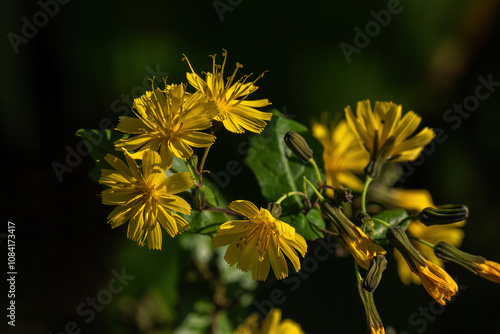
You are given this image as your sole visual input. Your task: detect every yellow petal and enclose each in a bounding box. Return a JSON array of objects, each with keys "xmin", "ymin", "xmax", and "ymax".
[
  {"xmin": 228, "ymin": 200, "xmax": 260, "ymax": 218},
  {"xmin": 163, "ymin": 172, "xmax": 194, "ymax": 194}
]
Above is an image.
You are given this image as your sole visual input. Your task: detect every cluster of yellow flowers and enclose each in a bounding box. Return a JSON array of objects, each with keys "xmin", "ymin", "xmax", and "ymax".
[
  {"xmin": 100, "ymin": 50, "xmax": 273, "ymax": 249},
  {"xmin": 95, "ymin": 50, "xmax": 500, "ymax": 333},
  {"xmin": 310, "ymin": 100, "xmax": 500, "ymax": 333}
]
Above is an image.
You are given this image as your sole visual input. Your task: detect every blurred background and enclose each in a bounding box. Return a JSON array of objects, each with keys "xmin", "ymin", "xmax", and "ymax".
[{"xmin": 2, "ymin": 0, "xmax": 500, "ymax": 333}]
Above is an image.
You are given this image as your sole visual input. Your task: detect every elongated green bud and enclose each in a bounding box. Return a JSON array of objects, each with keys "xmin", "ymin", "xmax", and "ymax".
[
  {"xmin": 284, "ymin": 131, "xmax": 313, "ymax": 163},
  {"xmin": 357, "ymin": 282, "xmax": 385, "ymax": 333},
  {"xmin": 363, "ymin": 254, "xmax": 387, "ymax": 292},
  {"xmin": 267, "ymin": 202, "xmax": 282, "ymax": 219},
  {"xmin": 434, "ymin": 241, "xmax": 485, "ymax": 275},
  {"xmin": 386, "ymin": 226, "xmax": 426, "ymax": 273},
  {"xmin": 419, "ymin": 205, "xmax": 469, "ymax": 226}
]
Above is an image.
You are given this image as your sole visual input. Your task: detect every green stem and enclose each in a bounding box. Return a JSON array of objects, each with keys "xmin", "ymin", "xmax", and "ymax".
[
  {"xmin": 303, "ymin": 177, "xmax": 325, "ymax": 202},
  {"xmin": 184, "ymin": 160, "xmax": 199, "ymax": 187},
  {"xmin": 398, "ymin": 215, "xmax": 419, "ymax": 227},
  {"xmin": 369, "ymin": 217, "xmax": 392, "ymax": 228},
  {"xmin": 408, "ymin": 235, "xmax": 436, "ymax": 249},
  {"xmin": 276, "ymin": 191, "xmax": 307, "ymax": 205},
  {"xmin": 309, "ymin": 158, "xmax": 323, "ymax": 186},
  {"xmin": 361, "ymin": 175, "xmax": 373, "ymax": 214},
  {"xmin": 354, "ymin": 261, "xmax": 363, "ymax": 283},
  {"xmin": 315, "ymin": 226, "xmax": 339, "ymax": 237},
  {"xmin": 198, "ymin": 145, "xmax": 211, "ymax": 175}
]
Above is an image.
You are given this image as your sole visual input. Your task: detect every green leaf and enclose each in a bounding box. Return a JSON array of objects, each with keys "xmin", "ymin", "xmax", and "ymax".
[
  {"xmin": 372, "ymin": 209, "xmax": 409, "ymax": 244},
  {"xmin": 75, "ymin": 128, "xmax": 129, "ymax": 183},
  {"xmin": 244, "ymin": 110, "xmax": 324, "ymax": 211},
  {"xmin": 281, "ymin": 207, "xmax": 325, "ymax": 241},
  {"xmin": 169, "ymin": 155, "xmax": 190, "ymax": 174},
  {"xmin": 181, "ymin": 209, "xmax": 230, "ymax": 233},
  {"xmin": 203, "ymin": 179, "xmax": 228, "ymax": 208}
]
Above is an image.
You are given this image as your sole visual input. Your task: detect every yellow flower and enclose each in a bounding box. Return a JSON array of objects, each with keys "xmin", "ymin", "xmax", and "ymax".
[
  {"xmin": 387, "ymin": 226, "xmax": 458, "ymax": 305},
  {"xmin": 395, "ymin": 221, "xmax": 464, "ymax": 285},
  {"xmin": 183, "ymin": 49, "xmax": 272, "ymax": 134},
  {"xmin": 347, "ymin": 225, "xmax": 387, "ymax": 270},
  {"xmin": 415, "ymin": 259, "xmax": 458, "ymax": 305},
  {"xmin": 345, "ymin": 100, "xmax": 435, "ymax": 175},
  {"xmin": 212, "ymin": 200, "xmax": 307, "ymax": 281},
  {"xmin": 477, "ymin": 261, "xmax": 500, "ymax": 284},
  {"xmin": 114, "ymin": 83, "xmax": 218, "ymax": 168},
  {"xmin": 369, "ymin": 186, "xmax": 434, "ymax": 212},
  {"xmin": 99, "ymin": 149, "xmax": 194, "ymax": 249},
  {"xmin": 434, "ymin": 242, "xmax": 500, "ymax": 284},
  {"xmin": 234, "ymin": 308, "xmax": 305, "ymax": 334},
  {"xmin": 312, "ymin": 116, "xmax": 369, "ymax": 192},
  {"xmin": 320, "ymin": 202, "xmax": 386, "ymax": 270}
]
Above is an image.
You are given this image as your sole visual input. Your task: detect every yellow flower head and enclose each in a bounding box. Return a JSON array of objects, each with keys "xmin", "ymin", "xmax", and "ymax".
[
  {"xmin": 415, "ymin": 259, "xmax": 458, "ymax": 305},
  {"xmin": 369, "ymin": 186, "xmax": 434, "ymax": 212},
  {"xmin": 477, "ymin": 260, "xmax": 500, "ymax": 284},
  {"xmin": 395, "ymin": 220, "xmax": 465, "ymax": 285},
  {"xmin": 434, "ymin": 242, "xmax": 500, "ymax": 285},
  {"xmin": 347, "ymin": 225, "xmax": 388, "ymax": 270},
  {"xmin": 321, "ymin": 202, "xmax": 386, "ymax": 269},
  {"xmin": 234, "ymin": 308, "xmax": 305, "ymax": 334},
  {"xmin": 212, "ymin": 200, "xmax": 307, "ymax": 281},
  {"xmin": 345, "ymin": 100, "xmax": 435, "ymax": 175},
  {"xmin": 115, "ymin": 83, "xmax": 218, "ymax": 168},
  {"xmin": 387, "ymin": 226, "xmax": 458, "ymax": 305},
  {"xmin": 99, "ymin": 150, "xmax": 194, "ymax": 249},
  {"xmin": 312, "ymin": 116, "xmax": 369, "ymax": 192},
  {"xmin": 183, "ymin": 49, "xmax": 272, "ymax": 134}
]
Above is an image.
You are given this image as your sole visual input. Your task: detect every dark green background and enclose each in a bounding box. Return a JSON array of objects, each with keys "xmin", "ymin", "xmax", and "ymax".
[{"xmin": 2, "ymin": 0, "xmax": 500, "ymax": 333}]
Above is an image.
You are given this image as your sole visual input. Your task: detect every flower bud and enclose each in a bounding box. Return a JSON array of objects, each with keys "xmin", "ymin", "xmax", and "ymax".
[
  {"xmin": 434, "ymin": 241, "xmax": 500, "ymax": 283},
  {"xmin": 284, "ymin": 131, "xmax": 313, "ymax": 163},
  {"xmin": 321, "ymin": 201, "xmax": 386, "ymax": 270},
  {"xmin": 418, "ymin": 205, "xmax": 469, "ymax": 226},
  {"xmin": 386, "ymin": 226, "xmax": 426, "ymax": 273},
  {"xmin": 267, "ymin": 202, "xmax": 282, "ymax": 219},
  {"xmin": 363, "ymin": 254, "xmax": 387, "ymax": 293},
  {"xmin": 387, "ymin": 227, "xmax": 458, "ymax": 305},
  {"xmin": 357, "ymin": 282, "xmax": 385, "ymax": 334}
]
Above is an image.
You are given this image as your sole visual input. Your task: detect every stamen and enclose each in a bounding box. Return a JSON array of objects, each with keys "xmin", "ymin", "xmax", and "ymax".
[{"xmin": 181, "ymin": 54, "xmax": 197, "ymax": 74}]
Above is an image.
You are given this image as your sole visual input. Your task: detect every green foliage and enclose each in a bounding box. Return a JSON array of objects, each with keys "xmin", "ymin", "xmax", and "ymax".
[
  {"xmin": 244, "ymin": 110, "xmax": 324, "ymax": 210},
  {"xmin": 75, "ymin": 128, "xmax": 129, "ymax": 183},
  {"xmin": 181, "ymin": 209, "xmax": 230, "ymax": 234},
  {"xmin": 280, "ymin": 207, "xmax": 326, "ymax": 240},
  {"xmin": 372, "ymin": 209, "xmax": 410, "ymax": 245}
]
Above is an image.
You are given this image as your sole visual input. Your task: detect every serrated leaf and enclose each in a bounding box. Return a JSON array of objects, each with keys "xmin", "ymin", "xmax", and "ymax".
[
  {"xmin": 75, "ymin": 128, "xmax": 129, "ymax": 183},
  {"xmin": 244, "ymin": 110, "xmax": 324, "ymax": 211},
  {"xmin": 372, "ymin": 209, "xmax": 409, "ymax": 243}
]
